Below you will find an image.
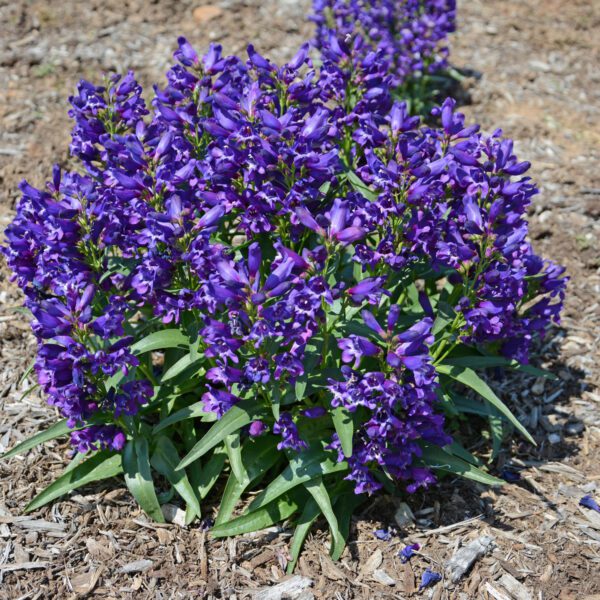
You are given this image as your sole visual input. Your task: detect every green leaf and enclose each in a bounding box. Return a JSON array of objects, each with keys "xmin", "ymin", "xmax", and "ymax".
[
  {"xmin": 295, "ymin": 378, "xmax": 307, "ymax": 402},
  {"xmin": 153, "ymin": 401, "xmax": 216, "ymax": 434},
  {"xmin": 333, "ymin": 492, "xmax": 364, "ymax": 560},
  {"xmin": 192, "ymin": 446, "xmax": 227, "ymax": 500},
  {"xmin": 123, "ymin": 438, "xmax": 165, "ymax": 523},
  {"xmin": 225, "ymin": 433, "xmax": 246, "ymax": 484},
  {"xmin": 151, "ymin": 437, "xmax": 201, "ymax": 521},
  {"xmin": 248, "ymin": 447, "xmax": 347, "ymax": 512},
  {"xmin": 178, "ymin": 401, "xmax": 267, "ymax": 469},
  {"xmin": 286, "ymin": 497, "xmax": 320, "ymax": 574},
  {"xmin": 442, "ymin": 355, "xmax": 557, "ymax": 380},
  {"xmin": 432, "ymin": 301, "xmax": 455, "ymax": 335},
  {"xmin": 345, "ymin": 170, "xmax": 378, "ymax": 202},
  {"xmin": 1, "ymin": 419, "xmax": 71, "ymax": 461},
  {"xmin": 26, "ymin": 451, "xmax": 122, "ymax": 512},
  {"xmin": 161, "ymin": 353, "xmax": 202, "ymax": 382},
  {"xmin": 446, "ymin": 440, "xmax": 483, "ymax": 467},
  {"xmin": 437, "ymin": 364, "xmax": 534, "ymax": 444},
  {"xmin": 216, "ymin": 436, "xmax": 280, "ymax": 526},
  {"xmin": 420, "ymin": 445, "xmax": 504, "ymax": 486},
  {"xmin": 131, "ymin": 329, "xmax": 189, "ymax": 355},
  {"xmin": 332, "ymin": 407, "xmax": 353, "ymax": 458},
  {"xmin": 304, "ymin": 477, "xmax": 344, "ymax": 560},
  {"xmin": 211, "ymin": 494, "xmax": 300, "ymax": 538},
  {"xmin": 18, "ymin": 359, "xmax": 36, "ymax": 387}
]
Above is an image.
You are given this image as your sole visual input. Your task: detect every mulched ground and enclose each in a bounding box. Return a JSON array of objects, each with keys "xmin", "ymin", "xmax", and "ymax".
[{"xmin": 0, "ymin": 0, "xmax": 599, "ymax": 598}]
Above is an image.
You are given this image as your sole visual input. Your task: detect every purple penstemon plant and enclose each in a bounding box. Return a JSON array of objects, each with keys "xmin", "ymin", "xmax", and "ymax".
[{"xmin": 1, "ymin": 8, "xmax": 565, "ymax": 570}]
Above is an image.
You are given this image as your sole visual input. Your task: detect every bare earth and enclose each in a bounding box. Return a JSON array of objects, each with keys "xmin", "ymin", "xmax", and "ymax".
[{"xmin": 0, "ymin": 0, "xmax": 599, "ymax": 598}]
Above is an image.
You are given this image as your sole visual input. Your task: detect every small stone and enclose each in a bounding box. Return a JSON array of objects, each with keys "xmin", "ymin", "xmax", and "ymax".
[
  {"xmin": 161, "ymin": 503, "xmax": 187, "ymax": 527},
  {"xmin": 445, "ymin": 535, "xmax": 495, "ymax": 583},
  {"xmin": 540, "ymin": 414, "xmax": 562, "ymax": 433},
  {"xmin": 394, "ymin": 502, "xmax": 415, "ymax": 528},
  {"xmin": 192, "ymin": 5, "xmax": 223, "ymax": 24},
  {"xmin": 531, "ymin": 377, "xmax": 545, "ymax": 396},
  {"xmin": 119, "ymin": 559, "xmax": 154, "ymax": 574},
  {"xmin": 373, "ymin": 569, "xmax": 396, "ymax": 586},
  {"xmin": 253, "ymin": 576, "xmax": 313, "ymax": 600},
  {"xmin": 547, "ymin": 433, "xmax": 562, "ymax": 445},
  {"xmin": 564, "ymin": 421, "xmax": 584, "ymax": 436}
]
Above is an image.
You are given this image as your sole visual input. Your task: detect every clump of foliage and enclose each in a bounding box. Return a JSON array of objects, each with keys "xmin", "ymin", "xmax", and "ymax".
[{"xmin": 2, "ymin": 5, "xmax": 565, "ymax": 569}]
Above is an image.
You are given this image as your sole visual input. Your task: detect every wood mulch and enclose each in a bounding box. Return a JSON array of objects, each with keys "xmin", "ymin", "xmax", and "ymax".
[{"xmin": 0, "ymin": 0, "xmax": 599, "ymax": 598}]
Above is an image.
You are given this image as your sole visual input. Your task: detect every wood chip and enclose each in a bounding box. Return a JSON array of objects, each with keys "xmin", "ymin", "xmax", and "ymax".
[
  {"xmin": 0, "ymin": 562, "xmax": 49, "ymax": 572},
  {"xmin": 445, "ymin": 535, "xmax": 495, "ymax": 582},
  {"xmin": 253, "ymin": 575, "xmax": 313, "ymax": 600},
  {"xmin": 118, "ymin": 559, "xmax": 154, "ymax": 574},
  {"xmin": 360, "ymin": 548, "xmax": 382, "ymax": 575},
  {"xmin": 498, "ymin": 573, "xmax": 533, "ymax": 600},
  {"xmin": 372, "ymin": 569, "xmax": 395, "ymax": 586}
]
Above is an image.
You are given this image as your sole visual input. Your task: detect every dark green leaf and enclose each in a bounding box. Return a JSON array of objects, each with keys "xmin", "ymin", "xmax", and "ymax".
[
  {"xmin": 345, "ymin": 170, "xmax": 378, "ymax": 202},
  {"xmin": 26, "ymin": 451, "xmax": 122, "ymax": 512},
  {"xmin": 151, "ymin": 437, "xmax": 201, "ymax": 520},
  {"xmin": 286, "ymin": 497, "xmax": 320, "ymax": 574},
  {"xmin": 304, "ymin": 477, "xmax": 344, "ymax": 560},
  {"xmin": 178, "ymin": 401, "xmax": 267, "ymax": 469},
  {"xmin": 161, "ymin": 353, "xmax": 202, "ymax": 382},
  {"xmin": 248, "ymin": 447, "xmax": 347, "ymax": 512},
  {"xmin": 225, "ymin": 433, "xmax": 245, "ymax": 484},
  {"xmin": 123, "ymin": 438, "xmax": 165, "ymax": 523},
  {"xmin": 1, "ymin": 419, "xmax": 71, "ymax": 461},
  {"xmin": 130, "ymin": 329, "xmax": 189, "ymax": 355},
  {"xmin": 332, "ymin": 407, "xmax": 353, "ymax": 458},
  {"xmin": 442, "ymin": 355, "xmax": 557, "ymax": 380},
  {"xmin": 211, "ymin": 494, "xmax": 300, "ymax": 538},
  {"xmin": 191, "ymin": 446, "xmax": 227, "ymax": 500},
  {"xmin": 437, "ymin": 364, "xmax": 534, "ymax": 444},
  {"xmin": 420, "ymin": 445, "xmax": 504, "ymax": 486},
  {"xmin": 153, "ymin": 401, "xmax": 216, "ymax": 434}
]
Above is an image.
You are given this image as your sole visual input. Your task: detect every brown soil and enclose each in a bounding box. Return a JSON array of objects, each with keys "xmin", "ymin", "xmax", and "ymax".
[{"xmin": 0, "ymin": 0, "xmax": 599, "ymax": 598}]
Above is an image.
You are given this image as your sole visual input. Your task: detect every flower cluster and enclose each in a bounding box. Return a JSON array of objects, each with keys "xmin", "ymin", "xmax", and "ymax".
[
  {"xmin": 312, "ymin": 0, "xmax": 457, "ymax": 87},
  {"xmin": 3, "ymin": 0, "xmax": 567, "ymax": 552}
]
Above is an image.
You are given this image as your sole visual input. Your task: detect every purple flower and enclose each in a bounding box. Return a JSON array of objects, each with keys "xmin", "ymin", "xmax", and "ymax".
[
  {"xmin": 419, "ymin": 568, "xmax": 442, "ymax": 590},
  {"xmin": 580, "ymin": 496, "xmax": 600, "ymax": 513},
  {"xmin": 374, "ymin": 528, "xmax": 392, "ymax": 541},
  {"xmin": 249, "ymin": 420, "xmax": 267, "ymax": 437},
  {"xmin": 399, "ymin": 543, "xmax": 420, "ymax": 563}
]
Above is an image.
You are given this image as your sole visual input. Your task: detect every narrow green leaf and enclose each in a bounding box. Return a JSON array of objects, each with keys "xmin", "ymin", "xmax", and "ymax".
[
  {"xmin": 432, "ymin": 301, "xmax": 455, "ymax": 335},
  {"xmin": 123, "ymin": 438, "xmax": 165, "ymax": 523},
  {"xmin": 345, "ymin": 170, "xmax": 378, "ymax": 202},
  {"xmin": 286, "ymin": 497, "xmax": 320, "ymax": 574},
  {"xmin": 333, "ymin": 492, "xmax": 364, "ymax": 560},
  {"xmin": 161, "ymin": 353, "xmax": 202, "ymax": 382},
  {"xmin": 211, "ymin": 494, "xmax": 300, "ymax": 538},
  {"xmin": 304, "ymin": 477, "xmax": 344, "ymax": 560},
  {"xmin": 446, "ymin": 441, "xmax": 483, "ymax": 467},
  {"xmin": 26, "ymin": 451, "xmax": 122, "ymax": 512},
  {"xmin": 1, "ymin": 419, "xmax": 71, "ymax": 461},
  {"xmin": 151, "ymin": 437, "xmax": 201, "ymax": 520},
  {"xmin": 225, "ymin": 433, "xmax": 246, "ymax": 484},
  {"xmin": 437, "ymin": 364, "xmax": 534, "ymax": 444},
  {"xmin": 131, "ymin": 329, "xmax": 189, "ymax": 355},
  {"xmin": 442, "ymin": 355, "xmax": 557, "ymax": 380},
  {"xmin": 192, "ymin": 446, "xmax": 227, "ymax": 500},
  {"xmin": 153, "ymin": 401, "xmax": 216, "ymax": 434},
  {"xmin": 178, "ymin": 401, "xmax": 267, "ymax": 469},
  {"xmin": 18, "ymin": 359, "xmax": 36, "ymax": 387},
  {"xmin": 332, "ymin": 407, "xmax": 353, "ymax": 458},
  {"xmin": 216, "ymin": 436, "xmax": 280, "ymax": 526},
  {"xmin": 248, "ymin": 447, "xmax": 347, "ymax": 512},
  {"xmin": 295, "ymin": 378, "xmax": 307, "ymax": 402},
  {"xmin": 420, "ymin": 445, "xmax": 504, "ymax": 486}
]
